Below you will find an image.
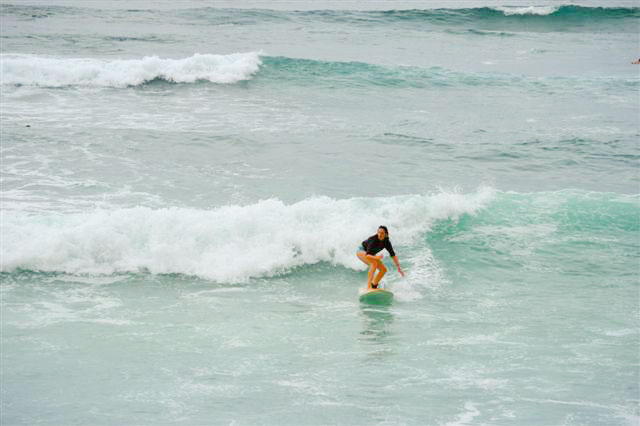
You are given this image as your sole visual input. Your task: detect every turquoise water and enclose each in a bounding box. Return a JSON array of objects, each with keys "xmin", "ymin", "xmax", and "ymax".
[{"xmin": 1, "ymin": 1, "xmax": 639, "ymax": 425}]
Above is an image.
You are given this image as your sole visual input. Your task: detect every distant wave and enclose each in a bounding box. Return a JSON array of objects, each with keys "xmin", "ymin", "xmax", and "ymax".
[
  {"xmin": 0, "ymin": 52, "xmax": 262, "ymax": 87},
  {"xmin": 492, "ymin": 5, "xmax": 638, "ymax": 17},
  {"xmin": 2, "ymin": 4, "xmax": 638, "ymax": 25},
  {"xmin": 342, "ymin": 5, "xmax": 639, "ymax": 21},
  {"xmin": 475, "ymin": 5, "xmax": 638, "ymax": 18},
  {"xmin": 181, "ymin": 5, "xmax": 639, "ymax": 26},
  {"xmin": 2, "ymin": 53, "xmax": 637, "ymax": 91},
  {"xmin": 0, "ymin": 189, "xmax": 494, "ymax": 281}
]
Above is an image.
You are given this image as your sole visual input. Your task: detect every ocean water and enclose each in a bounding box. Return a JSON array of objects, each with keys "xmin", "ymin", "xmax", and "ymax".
[{"xmin": 1, "ymin": 1, "xmax": 639, "ymax": 425}]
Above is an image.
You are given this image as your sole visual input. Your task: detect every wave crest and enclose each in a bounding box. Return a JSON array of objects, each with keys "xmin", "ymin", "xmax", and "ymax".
[
  {"xmin": 491, "ymin": 6, "xmax": 560, "ymax": 16},
  {"xmin": 0, "ymin": 52, "xmax": 262, "ymax": 87}
]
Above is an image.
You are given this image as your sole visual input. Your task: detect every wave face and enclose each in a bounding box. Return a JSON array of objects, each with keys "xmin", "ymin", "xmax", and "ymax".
[
  {"xmin": 258, "ymin": 56, "xmax": 638, "ymax": 91},
  {"xmin": 0, "ymin": 52, "xmax": 262, "ymax": 87},
  {"xmin": 1, "ymin": 190, "xmax": 494, "ymax": 281},
  {"xmin": 2, "ymin": 53, "xmax": 637, "ymax": 91}
]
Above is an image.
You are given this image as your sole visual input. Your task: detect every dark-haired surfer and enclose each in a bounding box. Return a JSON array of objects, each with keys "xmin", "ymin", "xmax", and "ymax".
[{"xmin": 357, "ymin": 226, "xmax": 404, "ymax": 289}]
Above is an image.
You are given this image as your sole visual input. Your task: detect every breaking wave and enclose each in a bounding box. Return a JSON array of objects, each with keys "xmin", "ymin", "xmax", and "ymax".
[
  {"xmin": 2, "ymin": 53, "xmax": 637, "ymax": 91},
  {"xmin": 0, "ymin": 52, "xmax": 262, "ymax": 87},
  {"xmin": 1, "ymin": 189, "xmax": 494, "ymax": 281}
]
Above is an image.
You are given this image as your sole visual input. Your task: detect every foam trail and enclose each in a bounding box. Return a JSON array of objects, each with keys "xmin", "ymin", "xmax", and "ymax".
[
  {"xmin": 443, "ymin": 402, "xmax": 481, "ymax": 426},
  {"xmin": 0, "ymin": 52, "xmax": 262, "ymax": 87},
  {"xmin": 1, "ymin": 189, "xmax": 494, "ymax": 282}
]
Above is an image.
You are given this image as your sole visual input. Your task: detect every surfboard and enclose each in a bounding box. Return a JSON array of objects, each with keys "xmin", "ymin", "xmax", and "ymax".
[{"xmin": 359, "ymin": 288, "xmax": 393, "ymax": 305}]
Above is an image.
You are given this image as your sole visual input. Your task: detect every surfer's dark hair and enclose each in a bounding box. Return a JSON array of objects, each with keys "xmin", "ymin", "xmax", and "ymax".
[{"xmin": 378, "ymin": 225, "xmax": 389, "ymax": 236}]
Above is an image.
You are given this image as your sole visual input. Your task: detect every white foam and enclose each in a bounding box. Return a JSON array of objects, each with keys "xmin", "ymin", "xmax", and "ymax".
[
  {"xmin": 8, "ymin": 288, "xmax": 127, "ymax": 328},
  {"xmin": 388, "ymin": 245, "xmax": 445, "ymax": 302},
  {"xmin": 440, "ymin": 368, "xmax": 508, "ymax": 391},
  {"xmin": 493, "ymin": 6, "xmax": 560, "ymax": 16},
  {"xmin": 0, "ymin": 52, "xmax": 263, "ymax": 87},
  {"xmin": 604, "ymin": 329, "xmax": 637, "ymax": 337},
  {"xmin": 442, "ymin": 402, "xmax": 481, "ymax": 426},
  {"xmin": 1, "ymin": 189, "xmax": 494, "ymax": 282}
]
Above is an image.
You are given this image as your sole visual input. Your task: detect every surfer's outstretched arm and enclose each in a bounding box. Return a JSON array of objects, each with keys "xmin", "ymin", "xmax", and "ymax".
[{"xmin": 392, "ymin": 256, "xmax": 405, "ymax": 277}]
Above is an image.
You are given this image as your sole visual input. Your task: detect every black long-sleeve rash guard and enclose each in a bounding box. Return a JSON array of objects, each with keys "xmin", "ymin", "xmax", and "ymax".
[{"xmin": 361, "ymin": 235, "xmax": 396, "ymax": 258}]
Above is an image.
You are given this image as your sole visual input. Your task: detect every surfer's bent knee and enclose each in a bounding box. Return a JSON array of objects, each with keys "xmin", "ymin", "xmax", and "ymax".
[
  {"xmin": 371, "ymin": 258, "xmax": 385, "ymax": 271},
  {"xmin": 357, "ymin": 252, "xmax": 386, "ymax": 270}
]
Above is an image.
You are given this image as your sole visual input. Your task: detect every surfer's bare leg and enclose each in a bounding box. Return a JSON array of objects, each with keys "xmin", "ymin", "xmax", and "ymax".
[
  {"xmin": 357, "ymin": 251, "xmax": 369, "ymax": 266},
  {"xmin": 367, "ymin": 263, "xmax": 378, "ymax": 288},
  {"xmin": 373, "ymin": 263, "xmax": 387, "ymax": 287},
  {"xmin": 357, "ymin": 251, "xmax": 375, "ymax": 287},
  {"xmin": 357, "ymin": 251, "xmax": 384, "ymax": 288}
]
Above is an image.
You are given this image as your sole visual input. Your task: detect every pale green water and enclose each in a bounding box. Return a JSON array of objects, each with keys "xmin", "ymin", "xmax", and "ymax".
[{"xmin": 1, "ymin": 1, "xmax": 639, "ymax": 425}]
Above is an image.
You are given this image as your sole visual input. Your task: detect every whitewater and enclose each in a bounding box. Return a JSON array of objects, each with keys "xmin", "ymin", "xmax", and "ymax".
[
  {"xmin": 0, "ymin": 52, "xmax": 263, "ymax": 87},
  {"xmin": 1, "ymin": 1, "xmax": 638, "ymax": 425}
]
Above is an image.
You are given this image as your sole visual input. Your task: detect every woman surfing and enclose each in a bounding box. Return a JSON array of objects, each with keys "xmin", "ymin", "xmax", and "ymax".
[{"xmin": 357, "ymin": 226, "xmax": 404, "ymax": 289}]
